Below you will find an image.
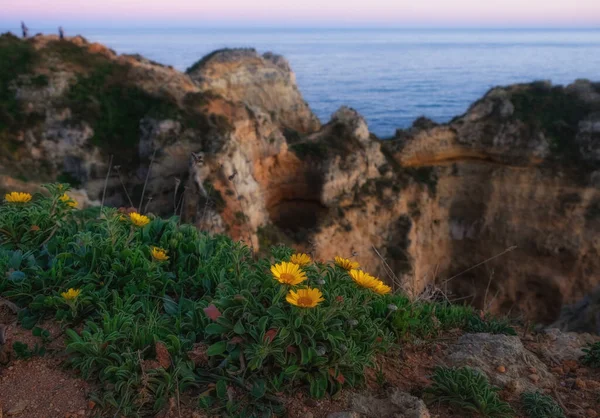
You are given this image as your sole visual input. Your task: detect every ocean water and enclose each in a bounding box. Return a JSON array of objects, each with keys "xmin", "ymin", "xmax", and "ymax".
[{"xmin": 6, "ymin": 27, "xmax": 600, "ymax": 137}]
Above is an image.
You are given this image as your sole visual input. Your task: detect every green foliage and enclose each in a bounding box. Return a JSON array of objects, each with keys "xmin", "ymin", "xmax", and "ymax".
[
  {"xmin": 0, "ymin": 34, "xmax": 37, "ymax": 133},
  {"xmin": 521, "ymin": 391, "xmax": 565, "ymax": 418},
  {"xmin": 256, "ymin": 224, "xmax": 294, "ymax": 252},
  {"xmin": 56, "ymin": 171, "xmax": 82, "ymax": 187},
  {"xmin": 202, "ymin": 181, "xmax": 226, "ymax": 211},
  {"xmin": 466, "ymin": 315, "xmax": 517, "ymax": 336},
  {"xmin": 581, "ymin": 341, "xmax": 600, "ymax": 368},
  {"xmin": 425, "ymin": 366, "xmax": 514, "ymax": 417},
  {"xmin": 511, "ymin": 84, "xmax": 590, "ymax": 165},
  {"xmin": 66, "ymin": 62, "xmax": 179, "ymax": 159},
  {"xmin": 13, "ymin": 341, "xmax": 46, "ymax": 359},
  {"xmin": 0, "ymin": 184, "xmax": 398, "ymax": 416},
  {"xmin": 43, "ymin": 40, "xmax": 109, "ymax": 69},
  {"xmin": 290, "ymin": 141, "xmax": 329, "ymax": 159},
  {"xmin": 371, "ymin": 294, "xmax": 474, "ymax": 340},
  {"xmin": 1, "ymin": 183, "xmax": 515, "ymax": 416}
]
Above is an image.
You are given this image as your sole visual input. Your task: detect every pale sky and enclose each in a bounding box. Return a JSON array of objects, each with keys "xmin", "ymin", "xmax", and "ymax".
[{"xmin": 2, "ymin": 0, "xmax": 600, "ymax": 27}]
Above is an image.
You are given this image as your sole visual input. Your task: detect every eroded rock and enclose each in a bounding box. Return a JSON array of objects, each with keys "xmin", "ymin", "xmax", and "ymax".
[
  {"xmin": 349, "ymin": 389, "xmax": 430, "ymax": 418},
  {"xmin": 541, "ymin": 328, "xmax": 600, "ymax": 362},
  {"xmin": 446, "ymin": 333, "xmax": 555, "ymax": 394}
]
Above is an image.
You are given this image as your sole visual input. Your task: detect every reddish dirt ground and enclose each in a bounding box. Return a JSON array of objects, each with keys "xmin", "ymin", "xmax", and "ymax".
[
  {"xmin": 0, "ymin": 357, "xmax": 93, "ymax": 418},
  {"xmin": 1, "ymin": 320, "xmax": 600, "ymax": 418}
]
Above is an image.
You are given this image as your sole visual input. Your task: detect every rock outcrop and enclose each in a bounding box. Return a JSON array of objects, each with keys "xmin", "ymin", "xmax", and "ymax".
[
  {"xmin": 186, "ymin": 48, "xmax": 320, "ymax": 133},
  {"xmin": 1, "ymin": 33, "xmax": 600, "ymax": 324},
  {"xmin": 446, "ymin": 333, "xmax": 556, "ymax": 394},
  {"xmin": 346, "ymin": 389, "xmax": 430, "ymax": 418}
]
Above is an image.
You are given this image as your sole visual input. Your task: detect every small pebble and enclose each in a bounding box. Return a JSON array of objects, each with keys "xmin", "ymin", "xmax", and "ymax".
[
  {"xmin": 563, "ymin": 360, "xmax": 578, "ymax": 372},
  {"xmin": 496, "ymin": 365, "xmax": 506, "ymax": 373},
  {"xmin": 575, "ymin": 378, "xmax": 587, "ymax": 390},
  {"xmin": 528, "ymin": 374, "xmax": 540, "ymax": 383}
]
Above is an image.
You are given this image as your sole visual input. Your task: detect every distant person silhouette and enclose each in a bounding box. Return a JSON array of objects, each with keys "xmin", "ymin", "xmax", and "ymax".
[
  {"xmin": 59, "ymin": 26, "xmax": 64, "ymax": 40},
  {"xmin": 21, "ymin": 21, "xmax": 28, "ymax": 38}
]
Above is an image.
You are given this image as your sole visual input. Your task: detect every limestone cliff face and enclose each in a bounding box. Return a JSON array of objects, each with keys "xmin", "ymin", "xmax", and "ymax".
[
  {"xmin": 384, "ymin": 81, "xmax": 600, "ymax": 323},
  {"xmin": 2, "ymin": 33, "xmax": 600, "ymax": 324},
  {"xmin": 186, "ymin": 48, "xmax": 320, "ymax": 134}
]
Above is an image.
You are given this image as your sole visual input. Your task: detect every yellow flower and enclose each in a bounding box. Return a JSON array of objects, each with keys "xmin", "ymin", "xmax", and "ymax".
[
  {"xmin": 286, "ymin": 287, "xmax": 324, "ymax": 308},
  {"xmin": 151, "ymin": 246, "xmax": 169, "ymax": 261},
  {"xmin": 270, "ymin": 262, "xmax": 307, "ymax": 285},
  {"xmin": 59, "ymin": 193, "xmax": 77, "ymax": 208},
  {"xmin": 335, "ymin": 256, "xmax": 360, "ymax": 271},
  {"xmin": 61, "ymin": 288, "xmax": 81, "ymax": 300},
  {"xmin": 349, "ymin": 269, "xmax": 380, "ymax": 290},
  {"xmin": 5, "ymin": 192, "xmax": 32, "ymax": 203},
  {"xmin": 129, "ymin": 212, "xmax": 150, "ymax": 227},
  {"xmin": 373, "ymin": 282, "xmax": 392, "ymax": 295},
  {"xmin": 290, "ymin": 253, "xmax": 312, "ymax": 266}
]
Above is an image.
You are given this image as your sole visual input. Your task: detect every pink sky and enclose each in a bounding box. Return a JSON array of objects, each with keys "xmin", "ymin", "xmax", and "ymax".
[{"xmin": 3, "ymin": 0, "xmax": 600, "ymax": 26}]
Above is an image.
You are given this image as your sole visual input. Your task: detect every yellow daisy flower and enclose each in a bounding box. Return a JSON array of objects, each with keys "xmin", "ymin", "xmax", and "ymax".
[
  {"xmin": 5, "ymin": 192, "xmax": 32, "ymax": 203},
  {"xmin": 59, "ymin": 193, "xmax": 78, "ymax": 207},
  {"xmin": 61, "ymin": 288, "xmax": 81, "ymax": 300},
  {"xmin": 290, "ymin": 253, "xmax": 312, "ymax": 266},
  {"xmin": 151, "ymin": 246, "xmax": 169, "ymax": 261},
  {"xmin": 349, "ymin": 269, "xmax": 380, "ymax": 290},
  {"xmin": 373, "ymin": 282, "xmax": 392, "ymax": 295},
  {"xmin": 129, "ymin": 212, "xmax": 150, "ymax": 227},
  {"xmin": 334, "ymin": 256, "xmax": 360, "ymax": 271},
  {"xmin": 286, "ymin": 287, "xmax": 324, "ymax": 308},
  {"xmin": 270, "ymin": 261, "xmax": 307, "ymax": 285}
]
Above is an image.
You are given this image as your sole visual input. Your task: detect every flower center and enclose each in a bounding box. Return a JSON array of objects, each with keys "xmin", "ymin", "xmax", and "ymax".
[
  {"xmin": 297, "ymin": 296, "xmax": 313, "ymax": 307},
  {"xmin": 280, "ymin": 273, "xmax": 296, "ymax": 283}
]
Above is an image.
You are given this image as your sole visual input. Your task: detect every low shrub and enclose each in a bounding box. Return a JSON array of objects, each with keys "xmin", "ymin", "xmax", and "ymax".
[
  {"xmin": 371, "ymin": 294, "xmax": 474, "ymax": 340},
  {"xmin": 425, "ymin": 366, "xmax": 514, "ymax": 418},
  {"xmin": 0, "ymin": 34, "xmax": 37, "ymax": 133},
  {"xmin": 581, "ymin": 341, "xmax": 600, "ymax": 368},
  {"xmin": 521, "ymin": 391, "xmax": 565, "ymax": 418},
  {"xmin": 1, "ymin": 184, "xmax": 506, "ymax": 416},
  {"xmin": 466, "ymin": 315, "xmax": 517, "ymax": 336},
  {"xmin": 0, "ymin": 185, "xmax": 395, "ymax": 416}
]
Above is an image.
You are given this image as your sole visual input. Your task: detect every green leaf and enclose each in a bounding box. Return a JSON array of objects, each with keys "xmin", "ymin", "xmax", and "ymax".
[
  {"xmin": 8, "ymin": 271, "xmax": 26, "ymax": 282},
  {"xmin": 163, "ymin": 295, "xmax": 178, "ymax": 316},
  {"xmin": 18, "ymin": 311, "xmax": 39, "ymax": 330},
  {"xmin": 284, "ymin": 365, "xmax": 300, "ymax": 375},
  {"xmin": 250, "ymin": 379, "xmax": 266, "ymax": 399},
  {"xmin": 216, "ymin": 379, "xmax": 228, "ymax": 400},
  {"xmin": 32, "ymin": 327, "xmax": 50, "ymax": 340},
  {"xmin": 205, "ymin": 323, "xmax": 227, "ymax": 335},
  {"xmin": 207, "ymin": 341, "xmax": 227, "ymax": 356},
  {"xmin": 233, "ymin": 320, "xmax": 245, "ymax": 335},
  {"xmin": 309, "ymin": 374, "xmax": 327, "ymax": 399},
  {"xmin": 258, "ymin": 316, "xmax": 268, "ymax": 333},
  {"xmin": 300, "ymin": 344, "xmax": 309, "ymax": 365},
  {"xmin": 198, "ymin": 395, "xmax": 214, "ymax": 409}
]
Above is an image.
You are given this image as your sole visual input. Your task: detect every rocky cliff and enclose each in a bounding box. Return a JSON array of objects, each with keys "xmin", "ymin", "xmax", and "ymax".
[{"xmin": 1, "ymin": 33, "xmax": 600, "ymax": 324}]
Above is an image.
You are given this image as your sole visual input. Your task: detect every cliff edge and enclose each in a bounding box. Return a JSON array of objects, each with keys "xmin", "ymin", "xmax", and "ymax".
[{"xmin": 1, "ymin": 33, "xmax": 600, "ymax": 324}]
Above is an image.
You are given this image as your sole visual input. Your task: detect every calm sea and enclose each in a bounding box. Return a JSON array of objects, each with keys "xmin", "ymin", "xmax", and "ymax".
[{"xmin": 5, "ymin": 27, "xmax": 600, "ymax": 137}]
